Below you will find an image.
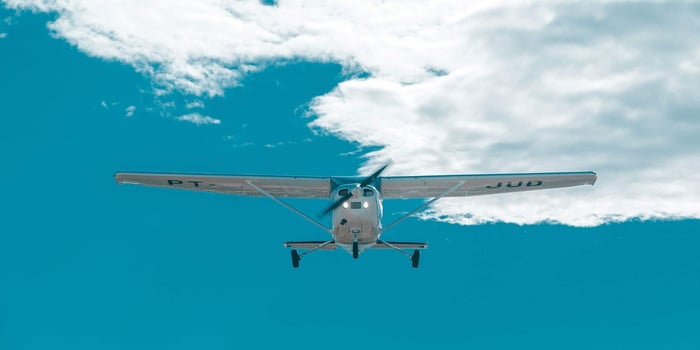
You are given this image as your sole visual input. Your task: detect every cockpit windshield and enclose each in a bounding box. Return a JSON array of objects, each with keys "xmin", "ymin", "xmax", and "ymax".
[{"xmin": 337, "ymin": 187, "xmax": 374, "ymax": 197}]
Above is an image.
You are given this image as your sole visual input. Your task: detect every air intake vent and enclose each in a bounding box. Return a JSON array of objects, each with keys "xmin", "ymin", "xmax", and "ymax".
[{"xmin": 351, "ymin": 201, "xmax": 362, "ymax": 209}]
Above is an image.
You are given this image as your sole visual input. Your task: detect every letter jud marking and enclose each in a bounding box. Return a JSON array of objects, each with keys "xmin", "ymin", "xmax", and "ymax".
[{"xmin": 487, "ymin": 180, "xmax": 543, "ymax": 189}]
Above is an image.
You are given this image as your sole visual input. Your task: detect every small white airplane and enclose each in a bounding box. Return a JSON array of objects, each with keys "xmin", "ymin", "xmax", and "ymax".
[{"xmin": 115, "ymin": 165, "xmax": 596, "ymax": 268}]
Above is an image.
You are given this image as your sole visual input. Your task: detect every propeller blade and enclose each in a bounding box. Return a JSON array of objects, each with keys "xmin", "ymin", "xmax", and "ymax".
[
  {"xmin": 319, "ymin": 192, "xmax": 353, "ymax": 217},
  {"xmin": 359, "ymin": 162, "xmax": 391, "ymax": 187}
]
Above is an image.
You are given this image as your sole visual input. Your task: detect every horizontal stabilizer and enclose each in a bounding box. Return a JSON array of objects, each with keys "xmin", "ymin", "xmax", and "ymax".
[
  {"xmin": 284, "ymin": 241, "xmax": 428, "ymax": 250},
  {"xmin": 284, "ymin": 241, "xmax": 337, "ymax": 250},
  {"xmin": 375, "ymin": 241, "xmax": 428, "ymax": 249}
]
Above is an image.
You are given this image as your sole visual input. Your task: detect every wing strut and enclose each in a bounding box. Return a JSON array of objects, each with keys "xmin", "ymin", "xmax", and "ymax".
[
  {"xmin": 382, "ymin": 181, "xmax": 465, "ymax": 233},
  {"xmin": 245, "ymin": 181, "xmax": 332, "ymax": 233}
]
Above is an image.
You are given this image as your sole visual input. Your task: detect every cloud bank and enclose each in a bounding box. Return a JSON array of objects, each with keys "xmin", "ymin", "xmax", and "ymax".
[{"xmin": 4, "ymin": 0, "xmax": 699, "ymax": 226}]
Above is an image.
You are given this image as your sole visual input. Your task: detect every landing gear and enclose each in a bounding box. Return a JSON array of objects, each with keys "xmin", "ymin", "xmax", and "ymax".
[
  {"xmin": 352, "ymin": 242, "xmax": 359, "ymax": 259},
  {"xmin": 411, "ymin": 250, "xmax": 420, "ymax": 268},
  {"xmin": 291, "ymin": 249, "xmax": 301, "ymax": 268}
]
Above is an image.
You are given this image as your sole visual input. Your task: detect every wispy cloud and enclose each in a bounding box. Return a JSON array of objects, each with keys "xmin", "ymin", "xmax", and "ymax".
[
  {"xmin": 125, "ymin": 105, "xmax": 135, "ymax": 117},
  {"xmin": 100, "ymin": 100, "xmax": 123, "ymax": 109},
  {"xmin": 185, "ymin": 100, "xmax": 204, "ymax": 109},
  {"xmin": 9, "ymin": 1, "xmax": 700, "ymax": 226},
  {"xmin": 176, "ymin": 112, "xmax": 221, "ymax": 125},
  {"xmin": 0, "ymin": 32, "xmax": 7, "ymax": 39}
]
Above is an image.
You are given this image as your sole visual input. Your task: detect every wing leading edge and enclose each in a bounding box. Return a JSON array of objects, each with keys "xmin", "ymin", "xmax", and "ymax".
[{"xmin": 379, "ymin": 171, "xmax": 597, "ymax": 199}]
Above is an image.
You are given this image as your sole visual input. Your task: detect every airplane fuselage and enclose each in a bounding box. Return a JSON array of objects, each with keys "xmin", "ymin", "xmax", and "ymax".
[{"xmin": 331, "ymin": 184, "xmax": 383, "ymax": 255}]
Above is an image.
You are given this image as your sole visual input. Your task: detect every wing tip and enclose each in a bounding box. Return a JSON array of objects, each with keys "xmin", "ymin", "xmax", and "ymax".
[
  {"xmin": 114, "ymin": 171, "xmax": 127, "ymax": 184},
  {"xmin": 589, "ymin": 171, "xmax": 598, "ymax": 185}
]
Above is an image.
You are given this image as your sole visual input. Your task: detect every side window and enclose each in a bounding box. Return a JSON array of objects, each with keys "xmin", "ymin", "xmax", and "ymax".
[
  {"xmin": 363, "ymin": 189, "xmax": 374, "ymax": 197},
  {"xmin": 339, "ymin": 188, "xmax": 349, "ymax": 196}
]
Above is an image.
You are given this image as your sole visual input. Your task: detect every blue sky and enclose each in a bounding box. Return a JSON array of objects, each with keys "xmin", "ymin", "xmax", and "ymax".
[{"xmin": 2, "ymin": 3, "xmax": 700, "ymax": 350}]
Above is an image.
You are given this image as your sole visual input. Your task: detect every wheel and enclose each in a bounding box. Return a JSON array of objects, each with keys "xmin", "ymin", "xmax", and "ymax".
[
  {"xmin": 411, "ymin": 250, "xmax": 420, "ymax": 268},
  {"xmin": 352, "ymin": 242, "xmax": 359, "ymax": 259},
  {"xmin": 291, "ymin": 249, "xmax": 301, "ymax": 268}
]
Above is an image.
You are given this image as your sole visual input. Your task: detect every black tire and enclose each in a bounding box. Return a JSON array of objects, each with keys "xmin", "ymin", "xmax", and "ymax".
[
  {"xmin": 352, "ymin": 242, "xmax": 359, "ymax": 259},
  {"xmin": 291, "ymin": 249, "xmax": 301, "ymax": 268},
  {"xmin": 411, "ymin": 250, "xmax": 420, "ymax": 268}
]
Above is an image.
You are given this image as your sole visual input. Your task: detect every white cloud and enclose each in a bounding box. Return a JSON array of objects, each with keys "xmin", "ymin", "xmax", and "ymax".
[
  {"xmin": 125, "ymin": 105, "xmax": 135, "ymax": 117},
  {"xmin": 0, "ymin": 32, "xmax": 7, "ymax": 39},
  {"xmin": 177, "ymin": 112, "xmax": 221, "ymax": 125},
  {"xmin": 6, "ymin": 0, "xmax": 700, "ymax": 226},
  {"xmin": 185, "ymin": 100, "xmax": 204, "ymax": 109}
]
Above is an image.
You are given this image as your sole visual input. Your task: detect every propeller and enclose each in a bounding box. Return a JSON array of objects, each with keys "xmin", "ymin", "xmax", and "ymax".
[
  {"xmin": 319, "ymin": 191, "xmax": 353, "ymax": 217},
  {"xmin": 319, "ymin": 162, "xmax": 392, "ymax": 217}
]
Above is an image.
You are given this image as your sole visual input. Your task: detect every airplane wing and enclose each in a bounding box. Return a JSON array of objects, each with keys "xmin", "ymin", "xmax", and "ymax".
[
  {"xmin": 116, "ymin": 170, "xmax": 596, "ymax": 199},
  {"xmin": 114, "ymin": 172, "xmax": 331, "ymax": 198},
  {"xmin": 379, "ymin": 171, "xmax": 597, "ymax": 199}
]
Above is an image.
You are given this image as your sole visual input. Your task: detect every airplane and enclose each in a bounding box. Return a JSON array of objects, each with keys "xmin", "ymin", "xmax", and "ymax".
[{"xmin": 114, "ymin": 164, "xmax": 597, "ymax": 268}]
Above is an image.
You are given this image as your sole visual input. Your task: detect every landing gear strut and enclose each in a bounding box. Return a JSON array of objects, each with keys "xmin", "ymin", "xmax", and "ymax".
[
  {"xmin": 291, "ymin": 249, "xmax": 301, "ymax": 268},
  {"xmin": 352, "ymin": 242, "xmax": 359, "ymax": 259},
  {"xmin": 376, "ymin": 240, "xmax": 424, "ymax": 268}
]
